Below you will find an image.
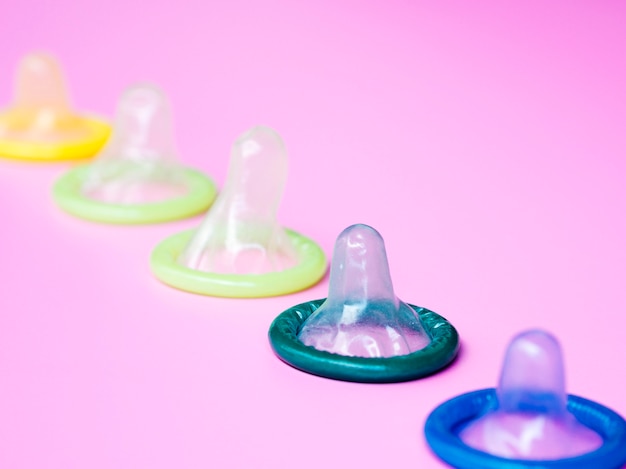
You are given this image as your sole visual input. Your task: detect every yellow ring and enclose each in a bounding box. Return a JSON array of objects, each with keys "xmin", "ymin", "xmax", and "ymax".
[{"xmin": 0, "ymin": 116, "xmax": 111, "ymax": 162}]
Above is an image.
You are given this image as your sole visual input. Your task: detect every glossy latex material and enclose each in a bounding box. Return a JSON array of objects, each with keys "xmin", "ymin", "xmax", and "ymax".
[
  {"xmin": 297, "ymin": 224, "xmax": 430, "ymax": 358},
  {"xmin": 460, "ymin": 330, "xmax": 602, "ymax": 459},
  {"xmin": 80, "ymin": 84, "xmax": 188, "ymax": 204},
  {"xmin": 150, "ymin": 125, "xmax": 326, "ymax": 297},
  {"xmin": 0, "ymin": 53, "xmax": 109, "ymax": 161},
  {"xmin": 269, "ymin": 299, "xmax": 459, "ymax": 382},
  {"xmin": 178, "ymin": 126, "xmax": 298, "ymax": 274},
  {"xmin": 425, "ymin": 389, "xmax": 626, "ymax": 469},
  {"xmin": 151, "ymin": 228, "xmax": 326, "ymax": 297},
  {"xmin": 52, "ymin": 84, "xmax": 217, "ymax": 223}
]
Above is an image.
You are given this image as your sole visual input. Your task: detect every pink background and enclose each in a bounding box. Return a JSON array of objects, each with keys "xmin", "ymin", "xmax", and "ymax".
[{"xmin": 1, "ymin": 1, "xmax": 626, "ymax": 467}]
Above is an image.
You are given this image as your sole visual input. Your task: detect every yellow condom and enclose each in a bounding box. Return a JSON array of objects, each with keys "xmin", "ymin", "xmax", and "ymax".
[{"xmin": 0, "ymin": 53, "xmax": 110, "ymax": 161}]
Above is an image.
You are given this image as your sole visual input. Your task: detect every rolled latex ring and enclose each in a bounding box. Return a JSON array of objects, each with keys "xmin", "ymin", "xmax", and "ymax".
[
  {"xmin": 0, "ymin": 118, "xmax": 110, "ymax": 162},
  {"xmin": 424, "ymin": 388, "xmax": 626, "ymax": 469},
  {"xmin": 52, "ymin": 165, "xmax": 217, "ymax": 224},
  {"xmin": 150, "ymin": 229, "xmax": 327, "ymax": 298},
  {"xmin": 268, "ymin": 299, "xmax": 459, "ymax": 383}
]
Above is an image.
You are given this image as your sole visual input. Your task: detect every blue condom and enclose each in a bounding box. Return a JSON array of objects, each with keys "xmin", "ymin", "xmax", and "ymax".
[{"xmin": 424, "ymin": 330, "xmax": 626, "ymax": 468}]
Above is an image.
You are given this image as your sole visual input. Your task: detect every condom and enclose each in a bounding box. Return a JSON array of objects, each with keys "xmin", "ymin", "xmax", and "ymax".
[
  {"xmin": 425, "ymin": 330, "xmax": 626, "ymax": 468},
  {"xmin": 150, "ymin": 125, "xmax": 326, "ymax": 297},
  {"xmin": 268, "ymin": 224, "xmax": 459, "ymax": 383},
  {"xmin": 52, "ymin": 84, "xmax": 216, "ymax": 223},
  {"xmin": 0, "ymin": 52, "xmax": 110, "ymax": 161}
]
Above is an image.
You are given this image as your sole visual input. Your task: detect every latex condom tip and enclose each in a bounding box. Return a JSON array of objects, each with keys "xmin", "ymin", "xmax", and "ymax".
[
  {"xmin": 460, "ymin": 330, "xmax": 602, "ymax": 459},
  {"xmin": 298, "ymin": 223, "xmax": 430, "ymax": 358}
]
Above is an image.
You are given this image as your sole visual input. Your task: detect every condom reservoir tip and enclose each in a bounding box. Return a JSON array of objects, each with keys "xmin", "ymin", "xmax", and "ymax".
[
  {"xmin": 425, "ymin": 329, "xmax": 626, "ymax": 468},
  {"xmin": 52, "ymin": 83, "xmax": 216, "ymax": 223},
  {"xmin": 150, "ymin": 125, "xmax": 326, "ymax": 297},
  {"xmin": 268, "ymin": 223, "xmax": 459, "ymax": 383},
  {"xmin": 0, "ymin": 52, "xmax": 110, "ymax": 161},
  {"xmin": 298, "ymin": 223, "xmax": 430, "ymax": 358}
]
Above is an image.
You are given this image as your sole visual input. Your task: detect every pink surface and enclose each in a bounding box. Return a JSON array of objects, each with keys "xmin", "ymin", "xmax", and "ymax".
[{"xmin": 1, "ymin": 1, "xmax": 626, "ymax": 467}]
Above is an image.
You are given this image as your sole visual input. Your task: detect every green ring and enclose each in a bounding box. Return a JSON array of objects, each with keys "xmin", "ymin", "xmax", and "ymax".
[
  {"xmin": 150, "ymin": 229, "xmax": 327, "ymax": 298},
  {"xmin": 52, "ymin": 165, "xmax": 217, "ymax": 224},
  {"xmin": 268, "ymin": 299, "xmax": 460, "ymax": 383}
]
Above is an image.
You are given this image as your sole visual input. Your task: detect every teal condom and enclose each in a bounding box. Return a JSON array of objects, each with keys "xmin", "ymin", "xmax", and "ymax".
[
  {"xmin": 150, "ymin": 126, "xmax": 326, "ymax": 298},
  {"xmin": 268, "ymin": 224, "xmax": 459, "ymax": 382},
  {"xmin": 53, "ymin": 84, "xmax": 216, "ymax": 223}
]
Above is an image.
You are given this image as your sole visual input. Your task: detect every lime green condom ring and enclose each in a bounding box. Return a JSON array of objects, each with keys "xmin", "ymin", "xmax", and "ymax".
[
  {"xmin": 52, "ymin": 165, "xmax": 217, "ymax": 224},
  {"xmin": 269, "ymin": 299, "xmax": 460, "ymax": 383},
  {"xmin": 150, "ymin": 229, "xmax": 327, "ymax": 298}
]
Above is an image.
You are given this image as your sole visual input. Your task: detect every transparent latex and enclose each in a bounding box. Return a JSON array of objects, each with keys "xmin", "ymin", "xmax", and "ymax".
[
  {"xmin": 0, "ymin": 53, "xmax": 93, "ymax": 142},
  {"xmin": 460, "ymin": 330, "xmax": 603, "ymax": 459},
  {"xmin": 177, "ymin": 126, "xmax": 298, "ymax": 274},
  {"xmin": 81, "ymin": 85, "xmax": 187, "ymax": 204},
  {"xmin": 297, "ymin": 224, "xmax": 430, "ymax": 358}
]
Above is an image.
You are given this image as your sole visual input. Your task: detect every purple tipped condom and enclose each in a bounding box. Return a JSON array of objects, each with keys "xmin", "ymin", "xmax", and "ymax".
[
  {"xmin": 297, "ymin": 224, "xmax": 430, "ymax": 358},
  {"xmin": 460, "ymin": 330, "xmax": 602, "ymax": 460},
  {"xmin": 497, "ymin": 329, "xmax": 567, "ymax": 415},
  {"xmin": 425, "ymin": 329, "xmax": 626, "ymax": 468}
]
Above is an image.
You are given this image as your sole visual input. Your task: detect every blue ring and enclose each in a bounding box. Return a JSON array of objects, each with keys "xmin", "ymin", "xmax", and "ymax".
[{"xmin": 424, "ymin": 388, "xmax": 626, "ymax": 469}]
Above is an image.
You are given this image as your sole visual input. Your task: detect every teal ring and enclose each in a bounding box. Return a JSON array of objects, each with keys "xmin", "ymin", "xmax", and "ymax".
[{"xmin": 268, "ymin": 299, "xmax": 460, "ymax": 383}]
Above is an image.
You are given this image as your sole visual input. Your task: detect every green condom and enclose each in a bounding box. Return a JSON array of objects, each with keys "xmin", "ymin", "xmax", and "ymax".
[
  {"xmin": 52, "ymin": 84, "xmax": 216, "ymax": 223},
  {"xmin": 150, "ymin": 126, "xmax": 327, "ymax": 297}
]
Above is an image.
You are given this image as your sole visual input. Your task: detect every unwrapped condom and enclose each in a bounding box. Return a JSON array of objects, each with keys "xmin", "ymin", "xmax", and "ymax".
[
  {"xmin": 268, "ymin": 224, "xmax": 459, "ymax": 383},
  {"xmin": 53, "ymin": 84, "xmax": 216, "ymax": 223},
  {"xmin": 425, "ymin": 330, "xmax": 626, "ymax": 469},
  {"xmin": 150, "ymin": 125, "xmax": 326, "ymax": 297},
  {"xmin": 0, "ymin": 52, "xmax": 110, "ymax": 161}
]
